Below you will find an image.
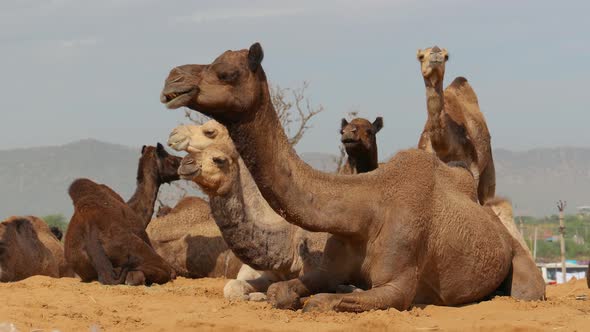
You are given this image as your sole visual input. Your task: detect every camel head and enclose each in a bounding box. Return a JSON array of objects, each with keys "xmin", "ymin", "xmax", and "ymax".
[
  {"xmin": 417, "ymin": 46, "xmax": 449, "ymax": 86},
  {"xmin": 160, "ymin": 43, "xmax": 266, "ymax": 122},
  {"xmin": 168, "ymin": 120, "xmax": 231, "ymax": 153},
  {"xmin": 139, "ymin": 143, "xmax": 183, "ymax": 183},
  {"xmin": 178, "ymin": 146, "xmax": 239, "ymax": 196},
  {"xmin": 340, "ymin": 117, "xmax": 383, "ymax": 154},
  {"xmin": 0, "ymin": 217, "xmax": 39, "ymax": 281}
]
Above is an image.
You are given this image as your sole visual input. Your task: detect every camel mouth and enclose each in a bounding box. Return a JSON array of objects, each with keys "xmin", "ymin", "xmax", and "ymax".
[
  {"xmin": 341, "ymin": 138, "xmax": 360, "ymax": 145},
  {"xmin": 178, "ymin": 162, "xmax": 201, "ymax": 180},
  {"xmin": 160, "ymin": 87, "xmax": 197, "ymax": 109}
]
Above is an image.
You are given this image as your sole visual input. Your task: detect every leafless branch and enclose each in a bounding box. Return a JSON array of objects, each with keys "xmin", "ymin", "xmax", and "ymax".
[{"xmin": 557, "ymin": 200, "xmax": 567, "ymax": 212}]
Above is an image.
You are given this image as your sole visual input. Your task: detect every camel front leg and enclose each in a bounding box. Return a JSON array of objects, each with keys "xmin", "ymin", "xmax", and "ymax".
[{"xmin": 303, "ymin": 272, "xmax": 418, "ymax": 313}]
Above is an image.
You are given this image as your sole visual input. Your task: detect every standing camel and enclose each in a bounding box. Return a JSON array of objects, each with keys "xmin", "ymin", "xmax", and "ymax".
[
  {"xmin": 339, "ymin": 117, "xmax": 383, "ymax": 175},
  {"xmin": 416, "ymin": 46, "xmax": 495, "ymax": 204},
  {"xmin": 159, "ymin": 43, "xmax": 544, "ymax": 312}
]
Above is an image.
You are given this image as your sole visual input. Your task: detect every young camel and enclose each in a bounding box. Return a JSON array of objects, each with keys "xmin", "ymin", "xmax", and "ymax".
[
  {"xmin": 339, "ymin": 117, "xmax": 383, "ymax": 175},
  {"xmin": 0, "ymin": 216, "xmax": 74, "ymax": 281},
  {"xmin": 417, "ymin": 46, "xmax": 495, "ymax": 204},
  {"xmin": 165, "ymin": 121, "xmax": 328, "ymax": 300},
  {"xmin": 160, "ymin": 43, "xmax": 545, "ymax": 312},
  {"xmin": 65, "ymin": 144, "xmax": 179, "ymax": 285}
]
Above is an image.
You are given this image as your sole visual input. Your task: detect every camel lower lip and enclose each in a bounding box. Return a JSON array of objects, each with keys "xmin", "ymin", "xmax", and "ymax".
[
  {"xmin": 178, "ymin": 169, "xmax": 199, "ymax": 179},
  {"xmin": 162, "ymin": 88, "xmax": 196, "ymax": 109}
]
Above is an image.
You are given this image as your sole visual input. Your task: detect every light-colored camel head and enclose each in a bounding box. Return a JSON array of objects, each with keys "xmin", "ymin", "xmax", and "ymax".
[
  {"xmin": 139, "ymin": 143, "xmax": 183, "ymax": 183},
  {"xmin": 168, "ymin": 120, "xmax": 231, "ymax": 153},
  {"xmin": 417, "ymin": 46, "xmax": 449, "ymax": 86},
  {"xmin": 178, "ymin": 146, "xmax": 239, "ymax": 196},
  {"xmin": 340, "ymin": 117, "xmax": 383, "ymax": 153},
  {"xmin": 160, "ymin": 43, "xmax": 265, "ymax": 121}
]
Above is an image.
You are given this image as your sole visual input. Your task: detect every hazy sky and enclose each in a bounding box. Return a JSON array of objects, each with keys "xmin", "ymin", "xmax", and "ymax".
[{"xmin": 1, "ymin": 0, "xmax": 588, "ymax": 158}]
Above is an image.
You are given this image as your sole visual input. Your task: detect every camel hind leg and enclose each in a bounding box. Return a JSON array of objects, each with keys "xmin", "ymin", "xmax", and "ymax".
[
  {"xmin": 126, "ymin": 233, "xmax": 175, "ymax": 285},
  {"xmin": 86, "ymin": 228, "xmax": 126, "ymax": 285}
]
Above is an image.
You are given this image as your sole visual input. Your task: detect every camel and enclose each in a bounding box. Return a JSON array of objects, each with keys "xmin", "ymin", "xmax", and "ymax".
[
  {"xmin": 162, "ymin": 121, "xmax": 328, "ymax": 300},
  {"xmin": 65, "ymin": 144, "xmax": 180, "ymax": 285},
  {"xmin": 50, "ymin": 226, "xmax": 64, "ymax": 241},
  {"xmin": 339, "ymin": 117, "xmax": 383, "ymax": 175},
  {"xmin": 416, "ymin": 46, "xmax": 495, "ymax": 204},
  {"xmin": 0, "ymin": 216, "xmax": 74, "ymax": 282},
  {"xmin": 160, "ymin": 43, "xmax": 545, "ymax": 312},
  {"xmin": 146, "ymin": 196, "xmax": 243, "ymax": 282}
]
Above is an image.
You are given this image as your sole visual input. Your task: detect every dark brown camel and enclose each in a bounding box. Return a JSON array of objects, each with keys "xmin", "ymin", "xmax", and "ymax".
[
  {"xmin": 339, "ymin": 117, "xmax": 383, "ymax": 175},
  {"xmin": 160, "ymin": 43, "xmax": 545, "ymax": 312},
  {"xmin": 416, "ymin": 46, "xmax": 495, "ymax": 204},
  {"xmin": 64, "ymin": 144, "xmax": 180, "ymax": 285},
  {"xmin": 0, "ymin": 216, "xmax": 74, "ymax": 281}
]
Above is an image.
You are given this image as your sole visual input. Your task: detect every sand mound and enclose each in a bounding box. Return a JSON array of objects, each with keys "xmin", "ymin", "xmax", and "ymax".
[{"xmin": 0, "ymin": 276, "xmax": 588, "ymax": 331}]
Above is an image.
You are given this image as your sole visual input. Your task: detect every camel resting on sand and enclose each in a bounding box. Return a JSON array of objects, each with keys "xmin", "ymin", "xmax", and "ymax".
[
  {"xmin": 339, "ymin": 117, "xmax": 383, "ymax": 174},
  {"xmin": 167, "ymin": 121, "xmax": 328, "ymax": 300},
  {"xmin": 160, "ymin": 43, "xmax": 544, "ymax": 312},
  {"xmin": 0, "ymin": 216, "xmax": 74, "ymax": 281},
  {"xmin": 65, "ymin": 144, "xmax": 179, "ymax": 285},
  {"xmin": 146, "ymin": 196, "xmax": 243, "ymax": 281}
]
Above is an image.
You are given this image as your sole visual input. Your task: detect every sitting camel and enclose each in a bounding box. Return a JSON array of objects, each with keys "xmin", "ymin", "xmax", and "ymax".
[
  {"xmin": 146, "ymin": 196, "xmax": 243, "ymax": 282},
  {"xmin": 65, "ymin": 144, "xmax": 179, "ymax": 285},
  {"xmin": 0, "ymin": 216, "xmax": 74, "ymax": 281},
  {"xmin": 163, "ymin": 121, "xmax": 328, "ymax": 300},
  {"xmin": 416, "ymin": 46, "xmax": 495, "ymax": 204},
  {"xmin": 339, "ymin": 117, "xmax": 383, "ymax": 174},
  {"xmin": 160, "ymin": 43, "xmax": 544, "ymax": 312}
]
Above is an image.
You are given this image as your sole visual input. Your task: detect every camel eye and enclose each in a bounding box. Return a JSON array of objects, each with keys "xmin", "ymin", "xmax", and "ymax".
[
  {"xmin": 212, "ymin": 157, "xmax": 227, "ymax": 167},
  {"xmin": 203, "ymin": 129, "xmax": 217, "ymax": 138},
  {"xmin": 217, "ymin": 70, "xmax": 240, "ymax": 82}
]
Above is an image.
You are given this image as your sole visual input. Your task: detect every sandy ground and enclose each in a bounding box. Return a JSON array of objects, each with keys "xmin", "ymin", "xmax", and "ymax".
[{"xmin": 0, "ymin": 277, "xmax": 589, "ymax": 332}]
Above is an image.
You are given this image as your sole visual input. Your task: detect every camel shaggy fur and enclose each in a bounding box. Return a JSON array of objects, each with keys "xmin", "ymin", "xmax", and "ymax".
[
  {"xmin": 417, "ymin": 46, "xmax": 495, "ymax": 204},
  {"xmin": 339, "ymin": 117, "xmax": 383, "ymax": 175},
  {"xmin": 165, "ymin": 121, "xmax": 327, "ymax": 300},
  {"xmin": 0, "ymin": 216, "xmax": 74, "ymax": 281},
  {"xmin": 65, "ymin": 144, "xmax": 179, "ymax": 285},
  {"xmin": 160, "ymin": 43, "xmax": 545, "ymax": 312}
]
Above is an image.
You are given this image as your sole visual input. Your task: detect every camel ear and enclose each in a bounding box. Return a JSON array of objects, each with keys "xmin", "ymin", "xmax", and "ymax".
[
  {"xmin": 372, "ymin": 117, "xmax": 383, "ymax": 134},
  {"xmin": 248, "ymin": 42, "xmax": 264, "ymax": 72},
  {"xmin": 141, "ymin": 145, "xmax": 147, "ymax": 154},
  {"xmin": 341, "ymin": 118, "xmax": 349, "ymax": 130},
  {"xmin": 156, "ymin": 143, "xmax": 167, "ymax": 158}
]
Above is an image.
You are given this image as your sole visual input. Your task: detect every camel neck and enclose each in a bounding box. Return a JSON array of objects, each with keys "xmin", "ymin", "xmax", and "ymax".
[
  {"xmin": 127, "ymin": 164, "xmax": 160, "ymax": 229},
  {"xmin": 425, "ymin": 80, "xmax": 446, "ymax": 141},
  {"xmin": 345, "ymin": 145, "xmax": 379, "ymax": 174},
  {"xmin": 224, "ymin": 76, "xmax": 369, "ymax": 236},
  {"xmin": 208, "ymin": 160, "xmax": 296, "ymax": 273}
]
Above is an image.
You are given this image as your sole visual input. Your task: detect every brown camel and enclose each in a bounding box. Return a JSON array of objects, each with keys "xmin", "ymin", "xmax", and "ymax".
[
  {"xmin": 65, "ymin": 144, "xmax": 179, "ymax": 285},
  {"xmin": 160, "ymin": 43, "xmax": 545, "ymax": 312},
  {"xmin": 416, "ymin": 46, "xmax": 495, "ymax": 204},
  {"xmin": 161, "ymin": 121, "xmax": 328, "ymax": 300},
  {"xmin": 0, "ymin": 216, "xmax": 74, "ymax": 281},
  {"xmin": 339, "ymin": 117, "xmax": 383, "ymax": 175}
]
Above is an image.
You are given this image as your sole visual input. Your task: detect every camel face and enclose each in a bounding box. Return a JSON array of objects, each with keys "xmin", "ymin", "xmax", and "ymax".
[
  {"xmin": 340, "ymin": 117, "xmax": 383, "ymax": 152},
  {"xmin": 161, "ymin": 44, "xmax": 265, "ymax": 120},
  {"xmin": 417, "ymin": 46, "xmax": 449, "ymax": 86},
  {"xmin": 168, "ymin": 120, "xmax": 231, "ymax": 153},
  {"xmin": 180, "ymin": 148, "xmax": 237, "ymax": 196},
  {"xmin": 140, "ymin": 143, "xmax": 182, "ymax": 183}
]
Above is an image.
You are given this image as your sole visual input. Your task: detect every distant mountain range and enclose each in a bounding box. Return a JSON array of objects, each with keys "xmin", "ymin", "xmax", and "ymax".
[{"xmin": 1, "ymin": 139, "xmax": 589, "ymax": 219}]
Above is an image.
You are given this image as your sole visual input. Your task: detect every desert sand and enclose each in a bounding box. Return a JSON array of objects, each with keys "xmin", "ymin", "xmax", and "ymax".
[{"xmin": 0, "ymin": 276, "xmax": 588, "ymax": 332}]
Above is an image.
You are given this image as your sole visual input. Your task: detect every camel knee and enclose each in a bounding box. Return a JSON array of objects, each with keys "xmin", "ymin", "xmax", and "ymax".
[{"xmin": 223, "ymin": 279, "xmax": 254, "ymax": 301}]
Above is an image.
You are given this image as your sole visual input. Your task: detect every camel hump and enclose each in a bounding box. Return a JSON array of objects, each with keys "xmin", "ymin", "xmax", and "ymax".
[
  {"xmin": 446, "ymin": 76, "xmax": 478, "ymax": 105},
  {"xmin": 68, "ymin": 178, "xmax": 99, "ymax": 200}
]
